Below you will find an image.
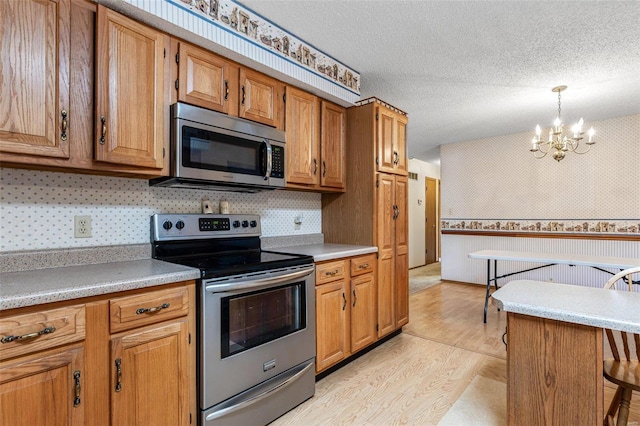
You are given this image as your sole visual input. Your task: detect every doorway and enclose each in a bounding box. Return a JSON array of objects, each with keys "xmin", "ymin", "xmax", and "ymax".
[{"xmin": 425, "ymin": 177, "xmax": 439, "ymax": 264}]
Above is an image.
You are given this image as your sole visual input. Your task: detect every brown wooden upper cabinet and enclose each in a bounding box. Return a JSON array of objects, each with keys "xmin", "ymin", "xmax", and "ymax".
[
  {"xmin": 95, "ymin": 6, "xmax": 168, "ymax": 169},
  {"xmin": 320, "ymin": 101, "xmax": 347, "ymax": 190},
  {"xmin": 377, "ymin": 107, "xmax": 407, "ymax": 175},
  {"xmin": 171, "ymin": 41, "xmax": 283, "ymax": 129},
  {"xmin": 173, "ymin": 41, "xmax": 238, "ymax": 115},
  {"xmin": 0, "ymin": 0, "xmax": 71, "ymax": 159},
  {"xmin": 239, "ymin": 68, "xmax": 284, "ymax": 129},
  {"xmin": 285, "ymin": 87, "xmax": 346, "ymax": 192},
  {"xmin": 285, "ymin": 87, "xmax": 320, "ymax": 186}
]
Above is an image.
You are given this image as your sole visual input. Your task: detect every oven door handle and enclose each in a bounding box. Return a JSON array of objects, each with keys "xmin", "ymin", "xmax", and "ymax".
[
  {"xmin": 204, "ymin": 266, "xmax": 314, "ymax": 293},
  {"xmin": 205, "ymin": 359, "xmax": 314, "ymax": 422}
]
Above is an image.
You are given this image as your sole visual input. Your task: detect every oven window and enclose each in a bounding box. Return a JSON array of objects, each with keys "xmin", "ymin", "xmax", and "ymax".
[
  {"xmin": 182, "ymin": 126, "xmax": 264, "ymax": 176},
  {"xmin": 220, "ymin": 283, "xmax": 306, "ymax": 358}
]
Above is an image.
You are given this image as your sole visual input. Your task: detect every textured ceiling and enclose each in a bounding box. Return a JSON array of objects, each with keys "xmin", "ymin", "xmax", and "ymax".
[{"xmin": 238, "ymin": 0, "xmax": 640, "ymax": 164}]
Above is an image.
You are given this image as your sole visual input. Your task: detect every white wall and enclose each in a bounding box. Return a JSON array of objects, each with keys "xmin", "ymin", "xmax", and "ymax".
[
  {"xmin": 440, "ymin": 113, "xmax": 640, "ymax": 285},
  {"xmin": 0, "ymin": 169, "xmax": 321, "ymax": 252},
  {"xmin": 408, "ymin": 158, "xmax": 441, "ymax": 268}
]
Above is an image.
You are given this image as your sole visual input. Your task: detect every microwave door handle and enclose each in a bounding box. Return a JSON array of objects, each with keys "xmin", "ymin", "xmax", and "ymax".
[{"xmin": 263, "ymin": 139, "xmax": 272, "ymax": 181}]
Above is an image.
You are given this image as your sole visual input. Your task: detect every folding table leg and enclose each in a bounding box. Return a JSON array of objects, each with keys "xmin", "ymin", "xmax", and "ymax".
[{"xmin": 484, "ymin": 259, "xmax": 491, "ymax": 323}]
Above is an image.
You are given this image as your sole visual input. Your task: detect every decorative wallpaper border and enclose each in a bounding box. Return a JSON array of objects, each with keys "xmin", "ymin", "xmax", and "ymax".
[
  {"xmin": 441, "ymin": 219, "xmax": 640, "ymax": 236},
  {"xmin": 105, "ymin": 0, "xmax": 360, "ymax": 103},
  {"xmin": 175, "ymin": 0, "xmax": 360, "ymax": 92}
]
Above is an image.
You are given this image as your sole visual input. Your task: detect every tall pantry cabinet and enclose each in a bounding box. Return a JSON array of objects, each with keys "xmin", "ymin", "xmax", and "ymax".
[{"xmin": 322, "ymin": 98, "xmax": 409, "ymax": 337}]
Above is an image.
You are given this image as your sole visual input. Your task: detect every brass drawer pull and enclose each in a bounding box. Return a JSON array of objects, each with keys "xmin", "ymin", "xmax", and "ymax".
[
  {"xmin": 73, "ymin": 370, "xmax": 81, "ymax": 407},
  {"xmin": 322, "ymin": 160, "xmax": 327, "ymax": 177},
  {"xmin": 61, "ymin": 110, "xmax": 68, "ymax": 141},
  {"xmin": 136, "ymin": 302, "xmax": 170, "ymax": 315},
  {"xmin": 358, "ymin": 263, "xmax": 370, "ymax": 269},
  {"xmin": 99, "ymin": 116, "xmax": 107, "ymax": 145},
  {"xmin": 324, "ymin": 269, "xmax": 339, "ymax": 276},
  {"xmin": 1, "ymin": 326, "xmax": 57, "ymax": 343},
  {"xmin": 115, "ymin": 358, "xmax": 122, "ymax": 392},
  {"xmin": 313, "ymin": 158, "xmax": 318, "ymax": 175}
]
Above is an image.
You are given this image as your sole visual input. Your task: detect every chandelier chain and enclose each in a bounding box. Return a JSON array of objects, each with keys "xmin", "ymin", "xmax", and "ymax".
[{"xmin": 557, "ymin": 91, "xmax": 562, "ymax": 119}]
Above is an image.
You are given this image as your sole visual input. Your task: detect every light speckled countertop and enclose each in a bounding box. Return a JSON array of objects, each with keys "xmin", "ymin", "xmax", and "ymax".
[
  {"xmin": 268, "ymin": 243, "xmax": 377, "ymax": 262},
  {"xmin": 491, "ymin": 280, "xmax": 640, "ymax": 333},
  {"xmin": 0, "ymin": 260, "xmax": 200, "ymax": 310}
]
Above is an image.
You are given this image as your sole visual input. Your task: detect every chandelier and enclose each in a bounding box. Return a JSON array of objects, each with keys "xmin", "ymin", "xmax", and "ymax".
[{"xmin": 530, "ymin": 85, "xmax": 595, "ymax": 162}]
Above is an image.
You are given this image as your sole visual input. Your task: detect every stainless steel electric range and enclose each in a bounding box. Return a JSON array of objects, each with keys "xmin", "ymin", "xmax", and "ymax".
[{"xmin": 151, "ymin": 214, "xmax": 315, "ymax": 426}]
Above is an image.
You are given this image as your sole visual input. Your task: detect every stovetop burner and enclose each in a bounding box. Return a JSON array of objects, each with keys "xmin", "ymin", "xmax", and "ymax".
[{"xmin": 151, "ymin": 214, "xmax": 313, "ymax": 279}]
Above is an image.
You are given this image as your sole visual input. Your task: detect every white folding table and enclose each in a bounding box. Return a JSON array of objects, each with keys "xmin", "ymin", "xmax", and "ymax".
[{"xmin": 468, "ymin": 250, "xmax": 640, "ymax": 323}]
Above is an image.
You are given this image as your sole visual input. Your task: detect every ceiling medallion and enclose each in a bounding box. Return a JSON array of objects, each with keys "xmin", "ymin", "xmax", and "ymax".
[{"xmin": 530, "ymin": 85, "xmax": 596, "ymax": 162}]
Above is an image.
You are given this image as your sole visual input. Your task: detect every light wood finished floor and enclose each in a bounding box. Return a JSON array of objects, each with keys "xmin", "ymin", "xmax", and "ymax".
[{"xmin": 272, "ymin": 281, "xmax": 640, "ymax": 425}]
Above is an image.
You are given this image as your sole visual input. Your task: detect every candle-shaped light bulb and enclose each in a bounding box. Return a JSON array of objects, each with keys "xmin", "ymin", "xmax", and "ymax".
[
  {"xmin": 571, "ymin": 122, "xmax": 580, "ymax": 138},
  {"xmin": 535, "ymin": 124, "xmax": 541, "ymax": 137},
  {"xmin": 578, "ymin": 117, "xmax": 584, "ymax": 132},
  {"xmin": 588, "ymin": 127, "xmax": 595, "ymax": 143},
  {"xmin": 554, "ymin": 117, "xmax": 561, "ymax": 130},
  {"xmin": 548, "ymin": 129, "xmax": 553, "ymax": 142}
]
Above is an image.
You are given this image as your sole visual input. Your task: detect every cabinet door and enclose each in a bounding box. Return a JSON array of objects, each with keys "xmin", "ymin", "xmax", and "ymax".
[
  {"xmin": 376, "ymin": 107, "xmax": 396, "ymax": 174},
  {"xmin": 95, "ymin": 6, "xmax": 167, "ymax": 169},
  {"xmin": 111, "ymin": 319, "xmax": 190, "ymax": 426},
  {"xmin": 0, "ymin": 346, "xmax": 84, "ymax": 425},
  {"xmin": 320, "ymin": 101, "xmax": 346, "ymax": 189},
  {"xmin": 376, "ymin": 173, "xmax": 396, "ymax": 337},
  {"xmin": 0, "ymin": 0, "xmax": 70, "ymax": 158},
  {"xmin": 285, "ymin": 87, "xmax": 319, "ymax": 186},
  {"xmin": 315, "ymin": 281, "xmax": 349, "ymax": 372},
  {"xmin": 350, "ymin": 274, "xmax": 377, "ymax": 353},
  {"xmin": 176, "ymin": 42, "xmax": 238, "ymax": 114},
  {"xmin": 239, "ymin": 68, "xmax": 283, "ymax": 128},
  {"xmin": 394, "ymin": 175, "xmax": 409, "ymax": 327},
  {"xmin": 395, "ymin": 116, "xmax": 408, "ymax": 174}
]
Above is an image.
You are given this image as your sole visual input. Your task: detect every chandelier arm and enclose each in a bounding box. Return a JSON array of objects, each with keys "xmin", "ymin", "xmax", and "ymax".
[
  {"xmin": 533, "ymin": 149, "xmax": 549, "ymax": 159},
  {"xmin": 537, "ymin": 141, "xmax": 552, "ymax": 154},
  {"xmin": 571, "ymin": 144, "xmax": 593, "ymax": 155}
]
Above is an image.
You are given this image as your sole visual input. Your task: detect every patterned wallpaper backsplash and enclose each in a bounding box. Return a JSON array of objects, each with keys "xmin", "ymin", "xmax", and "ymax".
[{"xmin": 0, "ymin": 168, "xmax": 321, "ymax": 252}]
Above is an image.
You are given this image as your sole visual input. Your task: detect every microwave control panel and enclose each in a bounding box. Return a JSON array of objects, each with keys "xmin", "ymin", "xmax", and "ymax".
[{"xmin": 271, "ymin": 145, "xmax": 284, "ymax": 178}]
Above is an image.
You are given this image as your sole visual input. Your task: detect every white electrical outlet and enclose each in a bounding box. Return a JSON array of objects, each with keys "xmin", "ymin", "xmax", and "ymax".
[{"xmin": 74, "ymin": 215, "xmax": 92, "ymax": 238}]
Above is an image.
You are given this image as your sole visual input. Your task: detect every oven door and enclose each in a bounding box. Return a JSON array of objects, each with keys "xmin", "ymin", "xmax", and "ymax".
[{"xmin": 199, "ymin": 265, "xmax": 315, "ymax": 411}]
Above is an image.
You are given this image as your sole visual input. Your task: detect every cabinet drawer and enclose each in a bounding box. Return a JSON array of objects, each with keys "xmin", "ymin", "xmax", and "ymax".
[
  {"xmin": 110, "ymin": 286, "xmax": 189, "ymax": 333},
  {"xmin": 350, "ymin": 254, "xmax": 376, "ymax": 277},
  {"xmin": 0, "ymin": 305, "xmax": 86, "ymax": 361},
  {"xmin": 316, "ymin": 260, "xmax": 346, "ymax": 285}
]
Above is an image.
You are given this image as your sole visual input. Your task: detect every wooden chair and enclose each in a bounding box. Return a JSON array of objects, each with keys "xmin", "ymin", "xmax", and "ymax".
[{"xmin": 603, "ymin": 266, "xmax": 640, "ymax": 426}]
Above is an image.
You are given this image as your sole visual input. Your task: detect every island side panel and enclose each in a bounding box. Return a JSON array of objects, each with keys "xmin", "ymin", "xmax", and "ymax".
[{"xmin": 507, "ymin": 312, "xmax": 603, "ymax": 425}]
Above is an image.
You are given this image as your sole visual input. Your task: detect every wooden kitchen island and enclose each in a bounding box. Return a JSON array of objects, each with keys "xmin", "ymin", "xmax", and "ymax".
[{"xmin": 491, "ymin": 280, "xmax": 640, "ymax": 426}]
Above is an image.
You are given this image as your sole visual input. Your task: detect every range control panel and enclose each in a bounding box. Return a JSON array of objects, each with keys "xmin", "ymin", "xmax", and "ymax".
[{"xmin": 152, "ymin": 214, "xmax": 260, "ymax": 241}]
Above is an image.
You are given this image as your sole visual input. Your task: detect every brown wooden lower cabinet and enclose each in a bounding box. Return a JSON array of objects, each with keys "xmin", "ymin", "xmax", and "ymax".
[
  {"xmin": 0, "ymin": 280, "xmax": 196, "ymax": 426},
  {"xmin": 507, "ymin": 312, "xmax": 603, "ymax": 425},
  {"xmin": 0, "ymin": 345, "xmax": 85, "ymax": 425},
  {"xmin": 315, "ymin": 254, "xmax": 377, "ymax": 374}
]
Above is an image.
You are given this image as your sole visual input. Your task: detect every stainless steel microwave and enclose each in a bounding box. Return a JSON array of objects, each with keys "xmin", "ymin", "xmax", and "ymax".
[{"xmin": 150, "ymin": 103, "xmax": 285, "ymax": 192}]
